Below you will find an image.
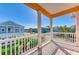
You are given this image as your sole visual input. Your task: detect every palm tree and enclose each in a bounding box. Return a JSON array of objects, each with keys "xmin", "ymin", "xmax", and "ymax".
[
  {"xmin": 29, "ymin": 28, "xmax": 32, "ymax": 33},
  {"xmin": 58, "ymin": 25, "xmax": 73, "ymax": 38},
  {"xmin": 58, "ymin": 26, "xmax": 64, "ymax": 32},
  {"xmin": 58, "ymin": 25, "xmax": 72, "ymax": 32},
  {"xmin": 46, "ymin": 26, "xmax": 50, "ymax": 32}
]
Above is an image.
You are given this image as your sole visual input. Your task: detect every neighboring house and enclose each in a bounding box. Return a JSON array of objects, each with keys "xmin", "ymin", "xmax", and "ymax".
[{"xmin": 0, "ymin": 21, "xmax": 24, "ymax": 39}]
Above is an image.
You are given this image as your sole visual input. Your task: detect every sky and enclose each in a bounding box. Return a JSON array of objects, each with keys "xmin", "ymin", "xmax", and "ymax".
[{"xmin": 0, "ymin": 3, "xmax": 76, "ymax": 29}]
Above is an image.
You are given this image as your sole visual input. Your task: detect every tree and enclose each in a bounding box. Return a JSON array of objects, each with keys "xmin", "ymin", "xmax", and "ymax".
[
  {"xmin": 58, "ymin": 25, "xmax": 72, "ymax": 32},
  {"xmin": 58, "ymin": 26, "xmax": 64, "ymax": 32},
  {"xmin": 46, "ymin": 26, "xmax": 50, "ymax": 32},
  {"xmin": 28, "ymin": 28, "xmax": 32, "ymax": 33}
]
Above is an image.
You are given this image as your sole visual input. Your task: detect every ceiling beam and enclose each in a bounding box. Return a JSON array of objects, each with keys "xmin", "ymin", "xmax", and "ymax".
[
  {"xmin": 24, "ymin": 3, "xmax": 52, "ymax": 18},
  {"xmin": 24, "ymin": 3, "xmax": 79, "ymax": 18}
]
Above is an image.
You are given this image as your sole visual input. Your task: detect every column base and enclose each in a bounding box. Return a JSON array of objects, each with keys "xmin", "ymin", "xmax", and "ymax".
[
  {"xmin": 74, "ymin": 42, "xmax": 79, "ymax": 47},
  {"xmin": 37, "ymin": 46, "xmax": 42, "ymax": 55}
]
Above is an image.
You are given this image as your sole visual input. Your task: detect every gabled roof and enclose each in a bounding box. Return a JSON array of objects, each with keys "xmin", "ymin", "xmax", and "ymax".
[{"xmin": 0, "ymin": 21, "xmax": 24, "ymax": 27}]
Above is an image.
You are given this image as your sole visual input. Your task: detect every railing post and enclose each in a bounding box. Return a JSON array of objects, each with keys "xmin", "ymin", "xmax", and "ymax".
[
  {"xmin": 14, "ymin": 40, "xmax": 16, "ymax": 55},
  {"xmin": 18, "ymin": 39, "xmax": 20, "ymax": 54},
  {"xmin": 5, "ymin": 42, "xmax": 7, "ymax": 55},
  {"xmin": 24, "ymin": 38, "xmax": 26, "ymax": 52},
  {"xmin": 0, "ymin": 42, "xmax": 1, "ymax": 55},
  {"xmin": 72, "ymin": 34, "xmax": 74, "ymax": 43},
  {"xmin": 76, "ymin": 11, "xmax": 79, "ymax": 46},
  {"xmin": 37, "ymin": 12, "xmax": 42, "ymax": 55},
  {"xmin": 50, "ymin": 18, "xmax": 53, "ymax": 41},
  {"xmin": 10, "ymin": 41, "xmax": 12, "ymax": 55}
]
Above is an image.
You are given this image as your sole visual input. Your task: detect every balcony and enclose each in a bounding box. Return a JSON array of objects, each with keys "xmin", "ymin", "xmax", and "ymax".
[
  {"xmin": 0, "ymin": 3, "xmax": 79, "ymax": 55},
  {"xmin": 0, "ymin": 32, "xmax": 79, "ymax": 55}
]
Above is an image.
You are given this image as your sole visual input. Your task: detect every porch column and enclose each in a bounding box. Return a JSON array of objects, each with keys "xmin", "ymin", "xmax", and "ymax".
[
  {"xmin": 6, "ymin": 26, "xmax": 8, "ymax": 38},
  {"xmin": 37, "ymin": 12, "xmax": 42, "ymax": 55},
  {"xmin": 50, "ymin": 18, "xmax": 53, "ymax": 41},
  {"xmin": 76, "ymin": 11, "xmax": 79, "ymax": 46}
]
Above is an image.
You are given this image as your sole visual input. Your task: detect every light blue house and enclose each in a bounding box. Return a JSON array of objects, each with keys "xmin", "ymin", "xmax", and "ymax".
[{"xmin": 0, "ymin": 21, "xmax": 24, "ymax": 39}]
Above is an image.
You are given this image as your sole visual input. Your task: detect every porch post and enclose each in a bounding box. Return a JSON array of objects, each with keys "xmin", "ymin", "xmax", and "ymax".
[
  {"xmin": 50, "ymin": 18, "xmax": 53, "ymax": 41},
  {"xmin": 6, "ymin": 26, "xmax": 8, "ymax": 38},
  {"xmin": 37, "ymin": 12, "xmax": 42, "ymax": 55},
  {"xmin": 76, "ymin": 11, "xmax": 79, "ymax": 46}
]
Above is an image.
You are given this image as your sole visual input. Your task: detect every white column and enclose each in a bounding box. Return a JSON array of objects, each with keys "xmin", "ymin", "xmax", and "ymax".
[
  {"xmin": 6, "ymin": 26, "xmax": 8, "ymax": 39},
  {"xmin": 37, "ymin": 12, "xmax": 42, "ymax": 55},
  {"xmin": 76, "ymin": 11, "xmax": 79, "ymax": 46},
  {"xmin": 13, "ymin": 26, "xmax": 15, "ymax": 38},
  {"xmin": 38, "ymin": 12, "xmax": 41, "ymax": 46},
  {"xmin": 50, "ymin": 18, "xmax": 53, "ymax": 41}
]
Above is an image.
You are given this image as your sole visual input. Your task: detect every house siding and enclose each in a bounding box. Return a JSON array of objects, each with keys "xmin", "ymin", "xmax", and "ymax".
[{"xmin": 0, "ymin": 21, "xmax": 24, "ymax": 39}]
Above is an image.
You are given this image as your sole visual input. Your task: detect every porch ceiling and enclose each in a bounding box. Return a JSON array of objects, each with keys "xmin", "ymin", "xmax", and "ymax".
[{"xmin": 25, "ymin": 3, "xmax": 79, "ymax": 18}]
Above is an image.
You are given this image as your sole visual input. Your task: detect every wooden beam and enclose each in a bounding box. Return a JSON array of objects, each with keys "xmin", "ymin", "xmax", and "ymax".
[
  {"xmin": 24, "ymin": 3, "xmax": 79, "ymax": 18},
  {"xmin": 24, "ymin": 3, "xmax": 52, "ymax": 18}
]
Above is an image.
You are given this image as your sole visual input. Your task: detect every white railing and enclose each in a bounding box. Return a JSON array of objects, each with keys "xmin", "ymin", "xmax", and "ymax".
[
  {"xmin": 0, "ymin": 33, "xmax": 24, "ymax": 40},
  {"xmin": 53, "ymin": 32, "xmax": 76, "ymax": 43},
  {"xmin": 42, "ymin": 32, "xmax": 76, "ymax": 43},
  {"xmin": 28, "ymin": 32, "xmax": 76, "ymax": 55},
  {"xmin": 0, "ymin": 32, "xmax": 76, "ymax": 55},
  {"xmin": 0, "ymin": 35, "xmax": 38, "ymax": 55}
]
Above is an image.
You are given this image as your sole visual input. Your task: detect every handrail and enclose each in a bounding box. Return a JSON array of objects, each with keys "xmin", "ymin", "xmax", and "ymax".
[
  {"xmin": 0, "ymin": 32, "xmax": 76, "ymax": 55},
  {"xmin": 0, "ymin": 34, "xmax": 38, "ymax": 55}
]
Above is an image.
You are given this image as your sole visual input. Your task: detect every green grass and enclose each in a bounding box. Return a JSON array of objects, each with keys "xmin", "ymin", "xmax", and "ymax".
[{"xmin": 1, "ymin": 38, "xmax": 38, "ymax": 55}]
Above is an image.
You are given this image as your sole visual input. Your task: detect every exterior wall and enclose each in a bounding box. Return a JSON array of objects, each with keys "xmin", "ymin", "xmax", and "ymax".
[
  {"xmin": 0, "ymin": 25, "xmax": 24, "ymax": 39},
  {"xmin": 0, "ymin": 26, "xmax": 24, "ymax": 33}
]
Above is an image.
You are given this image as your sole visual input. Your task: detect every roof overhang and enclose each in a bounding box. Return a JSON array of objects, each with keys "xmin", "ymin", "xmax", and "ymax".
[{"xmin": 24, "ymin": 3, "xmax": 79, "ymax": 18}]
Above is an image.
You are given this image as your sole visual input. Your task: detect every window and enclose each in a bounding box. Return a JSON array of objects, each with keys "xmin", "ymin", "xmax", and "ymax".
[
  {"xmin": 21, "ymin": 28, "xmax": 24, "ymax": 32},
  {"xmin": 15, "ymin": 28, "xmax": 19, "ymax": 33},
  {"xmin": 8, "ymin": 28, "xmax": 11, "ymax": 33},
  {"xmin": 1, "ymin": 27, "xmax": 5, "ymax": 33},
  {"xmin": 2, "ymin": 29, "xmax": 4, "ymax": 31}
]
